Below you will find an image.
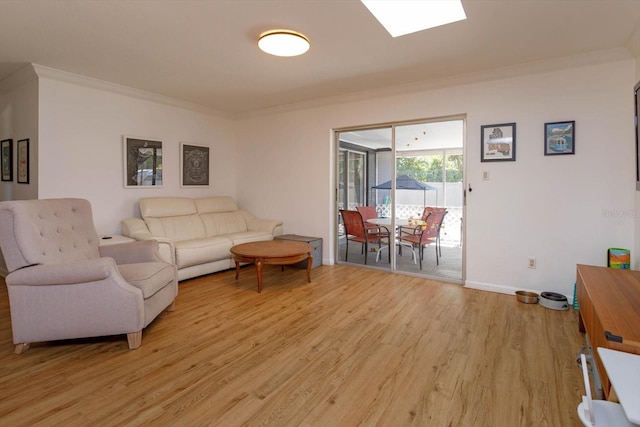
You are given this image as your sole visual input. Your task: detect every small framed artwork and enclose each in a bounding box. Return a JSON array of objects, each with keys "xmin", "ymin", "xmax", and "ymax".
[
  {"xmin": 122, "ymin": 136, "xmax": 163, "ymax": 188},
  {"xmin": 180, "ymin": 143, "xmax": 210, "ymax": 187},
  {"xmin": 544, "ymin": 121, "xmax": 575, "ymax": 155},
  {"xmin": 481, "ymin": 123, "xmax": 516, "ymax": 162},
  {"xmin": 1, "ymin": 139, "xmax": 12, "ymax": 182},
  {"xmin": 17, "ymin": 138, "xmax": 29, "ymax": 184}
]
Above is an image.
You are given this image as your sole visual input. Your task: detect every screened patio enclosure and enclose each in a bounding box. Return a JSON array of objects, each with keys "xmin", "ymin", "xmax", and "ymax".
[{"xmin": 336, "ymin": 119, "xmax": 465, "ymax": 282}]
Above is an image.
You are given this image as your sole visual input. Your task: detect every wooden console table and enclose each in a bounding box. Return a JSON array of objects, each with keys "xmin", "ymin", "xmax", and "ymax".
[{"xmin": 576, "ymin": 264, "xmax": 640, "ymax": 399}]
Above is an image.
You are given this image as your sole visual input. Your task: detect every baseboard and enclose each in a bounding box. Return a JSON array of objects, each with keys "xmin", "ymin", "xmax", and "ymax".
[
  {"xmin": 464, "ymin": 280, "xmax": 573, "ymax": 305},
  {"xmin": 464, "ymin": 280, "xmax": 572, "ymax": 302},
  {"xmin": 464, "ymin": 280, "xmax": 519, "ymax": 295}
]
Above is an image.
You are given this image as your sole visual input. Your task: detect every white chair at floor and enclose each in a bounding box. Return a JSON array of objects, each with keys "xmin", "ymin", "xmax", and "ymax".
[{"xmin": 577, "ymin": 353, "xmax": 638, "ymax": 427}]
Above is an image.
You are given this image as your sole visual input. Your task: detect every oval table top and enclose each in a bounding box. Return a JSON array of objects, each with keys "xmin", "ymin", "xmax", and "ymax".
[{"xmin": 230, "ymin": 240, "xmax": 313, "ymax": 258}]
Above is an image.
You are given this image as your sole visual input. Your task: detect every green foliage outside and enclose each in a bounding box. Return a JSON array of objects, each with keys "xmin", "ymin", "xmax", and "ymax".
[{"xmin": 396, "ymin": 154, "xmax": 463, "ymax": 183}]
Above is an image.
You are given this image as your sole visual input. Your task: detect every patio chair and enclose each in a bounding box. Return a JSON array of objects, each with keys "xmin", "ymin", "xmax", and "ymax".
[
  {"xmin": 398, "ymin": 210, "xmax": 448, "ymax": 269},
  {"xmin": 420, "ymin": 207, "xmax": 448, "ymax": 256},
  {"xmin": 356, "ymin": 205, "xmax": 381, "ymax": 232},
  {"xmin": 340, "ymin": 209, "xmax": 390, "ymax": 264}
]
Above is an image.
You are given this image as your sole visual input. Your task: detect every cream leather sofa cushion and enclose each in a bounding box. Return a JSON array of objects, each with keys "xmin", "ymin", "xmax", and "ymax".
[
  {"xmin": 200, "ymin": 212, "xmax": 247, "ymax": 237},
  {"xmin": 225, "ymin": 231, "xmax": 274, "ymax": 246},
  {"xmin": 195, "ymin": 196, "xmax": 238, "ymax": 214},
  {"xmin": 140, "ymin": 197, "xmax": 206, "ymax": 241},
  {"xmin": 174, "ymin": 237, "xmax": 233, "ymax": 269},
  {"xmin": 145, "ymin": 215, "xmax": 205, "ymax": 241}
]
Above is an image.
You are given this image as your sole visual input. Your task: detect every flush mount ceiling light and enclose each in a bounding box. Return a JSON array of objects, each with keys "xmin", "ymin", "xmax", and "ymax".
[
  {"xmin": 361, "ymin": 0, "xmax": 466, "ymax": 37},
  {"xmin": 258, "ymin": 29, "xmax": 310, "ymax": 57}
]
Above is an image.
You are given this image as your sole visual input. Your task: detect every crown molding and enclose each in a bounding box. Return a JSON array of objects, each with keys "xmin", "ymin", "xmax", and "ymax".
[
  {"xmin": 236, "ymin": 47, "xmax": 634, "ymax": 120},
  {"xmin": 31, "ymin": 64, "xmax": 233, "ymax": 119}
]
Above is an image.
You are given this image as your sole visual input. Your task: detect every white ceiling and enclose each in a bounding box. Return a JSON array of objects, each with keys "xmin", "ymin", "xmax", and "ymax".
[{"xmin": 1, "ymin": 1, "xmax": 639, "ymax": 116}]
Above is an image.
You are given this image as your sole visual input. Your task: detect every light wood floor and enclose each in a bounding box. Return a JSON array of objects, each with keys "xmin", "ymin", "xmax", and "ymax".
[{"xmin": 0, "ymin": 265, "xmax": 586, "ymax": 426}]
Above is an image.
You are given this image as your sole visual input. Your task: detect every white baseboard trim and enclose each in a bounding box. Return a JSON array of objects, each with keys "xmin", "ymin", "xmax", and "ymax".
[
  {"xmin": 464, "ymin": 280, "xmax": 519, "ymax": 295},
  {"xmin": 464, "ymin": 280, "xmax": 572, "ymax": 302}
]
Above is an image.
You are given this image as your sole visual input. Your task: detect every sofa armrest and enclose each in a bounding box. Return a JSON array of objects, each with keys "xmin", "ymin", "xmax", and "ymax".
[
  {"xmin": 5, "ymin": 259, "xmax": 117, "ymax": 286},
  {"xmin": 121, "ymin": 217, "xmax": 175, "ymax": 264},
  {"xmin": 99, "ymin": 240, "xmax": 162, "ymax": 264},
  {"xmin": 121, "ymin": 217, "xmax": 152, "ymax": 239},
  {"xmin": 239, "ymin": 210, "xmax": 283, "ymax": 235}
]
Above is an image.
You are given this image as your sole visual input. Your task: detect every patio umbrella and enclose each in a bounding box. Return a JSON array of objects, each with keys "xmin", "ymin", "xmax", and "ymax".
[{"xmin": 372, "ymin": 174, "xmax": 437, "ymax": 206}]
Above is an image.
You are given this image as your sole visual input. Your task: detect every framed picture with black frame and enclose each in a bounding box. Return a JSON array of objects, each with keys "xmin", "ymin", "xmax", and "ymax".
[
  {"xmin": 17, "ymin": 138, "xmax": 29, "ymax": 184},
  {"xmin": 122, "ymin": 136, "xmax": 163, "ymax": 188},
  {"xmin": 544, "ymin": 121, "xmax": 575, "ymax": 155},
  {"xmin": 1, "ymin": 139, "xmax": 12, "ymax": 182},
  {"xmin": 180, "ymin": 142, "xmax": 210, "ymax": 187},
  {"xmin": 481, "ymin": 122, "xmax": 516, "ymax": 162}
]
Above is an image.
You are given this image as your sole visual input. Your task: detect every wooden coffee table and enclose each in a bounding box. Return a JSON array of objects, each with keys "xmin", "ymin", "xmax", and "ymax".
[{"xmin": 230, "ymin": 240, "xmax": 314, "ymax": 293}]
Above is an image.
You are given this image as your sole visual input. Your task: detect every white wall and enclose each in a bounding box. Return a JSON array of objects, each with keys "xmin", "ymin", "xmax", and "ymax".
[
  {"xmin": 628, "ymin": 23, "xmax": 640, "ymax": 268},
  {"xmin": 237, "ymin": 55, "xmax": 636, "ymax": 298},
  {"xmin": 36, "ymin": 73, "xmax": 238, "ymax": 235},
  {"xmin": 0, "ymin": 69, "xmax": 39, "ymax": 202}
]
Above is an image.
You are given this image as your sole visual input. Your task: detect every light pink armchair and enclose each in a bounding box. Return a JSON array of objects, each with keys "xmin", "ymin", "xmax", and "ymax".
[{"xmin": 0, "ymin": 198, "xmax": 178, "ymax": 354}]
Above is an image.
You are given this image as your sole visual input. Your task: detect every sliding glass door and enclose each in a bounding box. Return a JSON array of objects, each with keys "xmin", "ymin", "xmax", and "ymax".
[
  {"xmin": 336, "ymin": 118, "xmax": 464, "ymax": 282},
  {"xmin": 337, "ymin": 127, "xmax": 392, "ymax": 268}
]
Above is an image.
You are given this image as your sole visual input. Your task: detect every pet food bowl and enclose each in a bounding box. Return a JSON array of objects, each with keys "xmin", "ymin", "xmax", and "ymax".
[
  {"xmin": 515, "ymin": 290, "xmax": 539, "ymax": 304},
  {"xmin": 539, "ymin": 292, "xmax": 570, "ymax": 310}
]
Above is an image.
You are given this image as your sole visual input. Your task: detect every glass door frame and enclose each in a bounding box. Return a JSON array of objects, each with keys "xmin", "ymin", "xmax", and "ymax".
[{"xmin": 334, "ymin": 115, "xmax": 466, "ymax": 283}]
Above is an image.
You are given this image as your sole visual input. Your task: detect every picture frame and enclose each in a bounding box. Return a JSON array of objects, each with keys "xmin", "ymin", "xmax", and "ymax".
[
  {"xmin": 122, "ymin": 136, "xmax": 163, "ymax": 188},
  {"xmin": 544, "ymin": 121, "xmax": 575, "ymax": 155},
  {"xmin": 17, "ymin": 138, "xmax": 29, "ymax": 184},
  {"xmin": 481, "ymin": 123, "xmax": 516, "ymax": 162},
  {"xmin": 180, "ymin": 143, "xmax": 210, "ymax": 187},
  {"xmin": 1, "ymin": 139, "xmax": 12, "ymax": 182}
]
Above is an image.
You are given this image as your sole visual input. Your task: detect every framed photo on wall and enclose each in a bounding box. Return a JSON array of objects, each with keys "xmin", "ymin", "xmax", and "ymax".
[
  {"xmin": 544, "ymin": 121, "xmax": 575, "ymax": 155},
  {"xmin": 17, "ymin": 138, "xmax": 29, "ymax": 184},
  {"xmin": 122, "ymin": 136, "xmax": 163, "ymax": 188},
  {"xmin": 180, "ymin": 143, "xmax": 210, "ymax": 187},
  {"xmin": 481, "ymin": 123, "xmax": 516, "ymax": 162},
  {"xmin": 1, "ymin": 139, "xmax": 12, "ymax": 182}
]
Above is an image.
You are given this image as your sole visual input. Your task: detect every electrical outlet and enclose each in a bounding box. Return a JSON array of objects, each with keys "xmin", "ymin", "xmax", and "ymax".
[{"xmin": 528, "ymin": 257, "xmax": 536, "ymax": 269}]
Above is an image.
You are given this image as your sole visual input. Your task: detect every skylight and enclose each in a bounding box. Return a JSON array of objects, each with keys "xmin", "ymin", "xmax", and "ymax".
[{"xmin": 361, "ymin": 0, "xmax": 466, "ymax": 37}]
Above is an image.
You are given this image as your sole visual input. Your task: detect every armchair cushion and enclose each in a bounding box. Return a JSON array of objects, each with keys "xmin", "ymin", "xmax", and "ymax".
[{"xmin": 117, "ymin": 262, "xmax": 176, "ymax": 298}]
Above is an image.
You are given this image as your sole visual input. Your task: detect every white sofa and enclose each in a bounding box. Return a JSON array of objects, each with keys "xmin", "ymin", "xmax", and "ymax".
[{"xmin": 122, "ymin": 196, "xmax": 283, "ymax": 281}]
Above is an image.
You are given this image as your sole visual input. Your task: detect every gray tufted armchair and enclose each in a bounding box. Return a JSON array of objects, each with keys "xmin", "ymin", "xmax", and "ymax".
[{"xmin": 0, "ymin": 198, "xmax": 178, "ymax": 354}]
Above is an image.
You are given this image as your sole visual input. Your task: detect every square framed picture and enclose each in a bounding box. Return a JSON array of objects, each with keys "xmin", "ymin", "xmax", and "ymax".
[
  {"xmin": 17, "ymin": 138, "xmax": 29, "ymax": 184},
  {"xmin": 544, "ymin": 121, "xmax": 575, "ymax": 155},
  {"xmin": 1, "ymin": 139, "xmax": 12, "ymax": 182},
  {"xmin": 481, "ymin": 123, "xmax": 516, "ymax": 162},
  {"xmin": 180, "ymin": 143, "xmax": 210, "ymax": 187},
  {"xmin": 122, "ymin": 136, "xmax": 163, "ymax": 188}
]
